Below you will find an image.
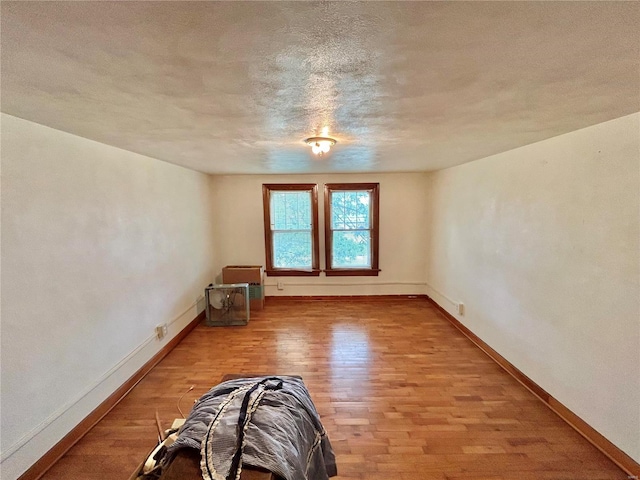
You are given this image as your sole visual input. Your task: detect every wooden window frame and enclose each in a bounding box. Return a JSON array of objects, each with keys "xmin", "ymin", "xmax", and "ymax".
[
  {"xmin": 324, "ymin": 183, "xmax": 380, "ymax": 277},
  {"xmin": 262, "ymin": 184, "xmax": 321, "ymax": 277}
]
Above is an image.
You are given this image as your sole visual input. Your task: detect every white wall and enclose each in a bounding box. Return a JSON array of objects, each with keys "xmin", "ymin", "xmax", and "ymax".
[
  {"xmin": 0, "ymin": 114, "xmax": 216, "ymax": 479},
  {"xmin": 425, "ymin": 113, "xmax": 640, "ymax": 461},
  {"xmin": 3, "ymin": 110, "xmax": 636, "ymax": 476},
  {"xmin": 211, "ymin": 173, "xmax": 429, "ymax": 296}
]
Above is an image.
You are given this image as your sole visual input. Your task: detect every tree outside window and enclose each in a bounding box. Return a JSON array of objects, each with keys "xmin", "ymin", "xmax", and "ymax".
[
  {"xmin": 262, "ymin": 184, "xmax": 320, "ymax": 276},
  {"xmin": 324, "ymin": 183, "xmax": 380, "ymax": 276}
]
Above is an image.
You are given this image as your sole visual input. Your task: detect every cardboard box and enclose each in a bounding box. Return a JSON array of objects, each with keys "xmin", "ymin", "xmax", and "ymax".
[{"xmin": 222, "ymin": 265, "xmax": 265, "ymax": 310}]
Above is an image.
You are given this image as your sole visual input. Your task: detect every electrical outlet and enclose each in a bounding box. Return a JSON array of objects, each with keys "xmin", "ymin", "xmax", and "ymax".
[
  {"xmin": 156, "ymin": 323, "xmax": 168, "ymax": 340},
  {"xmin": 456, "ymin": 302, "xmax": 465, "ymax": 316},
  {"xmin": 277, "ymin": 281, "xmax": 284, "ymax": 291}
]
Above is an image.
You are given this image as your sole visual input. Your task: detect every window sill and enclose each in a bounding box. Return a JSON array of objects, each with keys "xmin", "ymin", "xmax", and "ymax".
[
  {"xmin": 324, "ymin": 268, "xmax": 381, "ymax": 277},
  {"xmin": 266, "ymin": 269, "xmax": 322, "ymax": 277}
]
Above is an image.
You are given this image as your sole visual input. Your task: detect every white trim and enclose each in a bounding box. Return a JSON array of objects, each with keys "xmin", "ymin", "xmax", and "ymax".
[
  {"xmin": 0, "ymin": 301, "xmax": 197, "ymax": 465},
  {"xmin": 265, "ymin": 281, "xmax": 427, "ymax": 287},
  {"xmin": 264, "ymin": 280, "xmax": 428, "ymax": 297},
  {"xmin": 425, "ymin": 283, "xmax": 457, "ymax": 307}
]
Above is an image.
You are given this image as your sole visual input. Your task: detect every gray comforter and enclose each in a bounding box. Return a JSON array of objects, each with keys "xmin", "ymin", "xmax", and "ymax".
[{"xmin": 165, "ymin": 376, "xmax": 337, "ymax": 480}]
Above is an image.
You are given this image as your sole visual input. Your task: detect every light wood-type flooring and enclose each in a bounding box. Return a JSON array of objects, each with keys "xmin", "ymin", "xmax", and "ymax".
[{"xmin": 41, "ymin": 298, "xmax": 627, "ymax": 479}]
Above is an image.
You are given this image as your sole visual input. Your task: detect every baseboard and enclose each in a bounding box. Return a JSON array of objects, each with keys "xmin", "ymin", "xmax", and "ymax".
[
  {"xmin": 426, "ymin": 296, "xmax": 640, "ymax": 477},
  {"xmin": 17, "ymin": 310, "xmax": 204, "ymax": 480}
]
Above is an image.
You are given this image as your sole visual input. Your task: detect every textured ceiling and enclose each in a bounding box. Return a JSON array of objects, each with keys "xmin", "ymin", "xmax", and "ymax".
[{"xmin": 2, "ymin": 1, "xmax": 639, "ymax": 174}]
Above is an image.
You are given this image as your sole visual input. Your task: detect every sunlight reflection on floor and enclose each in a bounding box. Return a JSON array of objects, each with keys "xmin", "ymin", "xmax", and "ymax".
[{"xmin": 330, "ymin": 325, "xmax": 371, "ymax": 394}]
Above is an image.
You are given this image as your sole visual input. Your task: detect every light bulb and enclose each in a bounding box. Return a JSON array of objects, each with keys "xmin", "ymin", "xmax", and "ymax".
[{"xmin": 305, "ymin": 136, "xmax": 336, "ymax": 155}]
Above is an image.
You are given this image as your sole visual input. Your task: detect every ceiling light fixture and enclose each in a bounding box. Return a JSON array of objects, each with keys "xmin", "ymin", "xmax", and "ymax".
[{"xmin": 305, "ymin": 136, "xmax": 336, "ymax": 155}]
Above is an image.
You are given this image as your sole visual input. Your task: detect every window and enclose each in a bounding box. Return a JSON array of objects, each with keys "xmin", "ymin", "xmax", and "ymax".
[
  {"xmin": 324, "ymin": 183, "xmax": 380, "ymax": 276},
  {"xmin": 262, "ymin": 184, "xmax": 320, "ymax": 276}
]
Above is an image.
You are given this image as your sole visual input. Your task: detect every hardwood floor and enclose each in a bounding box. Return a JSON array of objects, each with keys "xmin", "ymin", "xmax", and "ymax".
[{"xmin": 41, "ymin": 298, "xmax": 627, "ymax": 479}]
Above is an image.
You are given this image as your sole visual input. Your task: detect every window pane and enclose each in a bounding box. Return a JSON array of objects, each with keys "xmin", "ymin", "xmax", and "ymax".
[
  {"xmin": 332, "ymin": 230, "xmax": 371, "ymax": 268},
  {"xmin": 331, "ymin": 191, "xmax": 370, "ymax": 230},
  {"xmin": 273, "ymin": 231, "xmax": 312, "ymax": 268},
  {"xmin": 270, "ymin": 191, "xmax": 311, "ymax": 230}
]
